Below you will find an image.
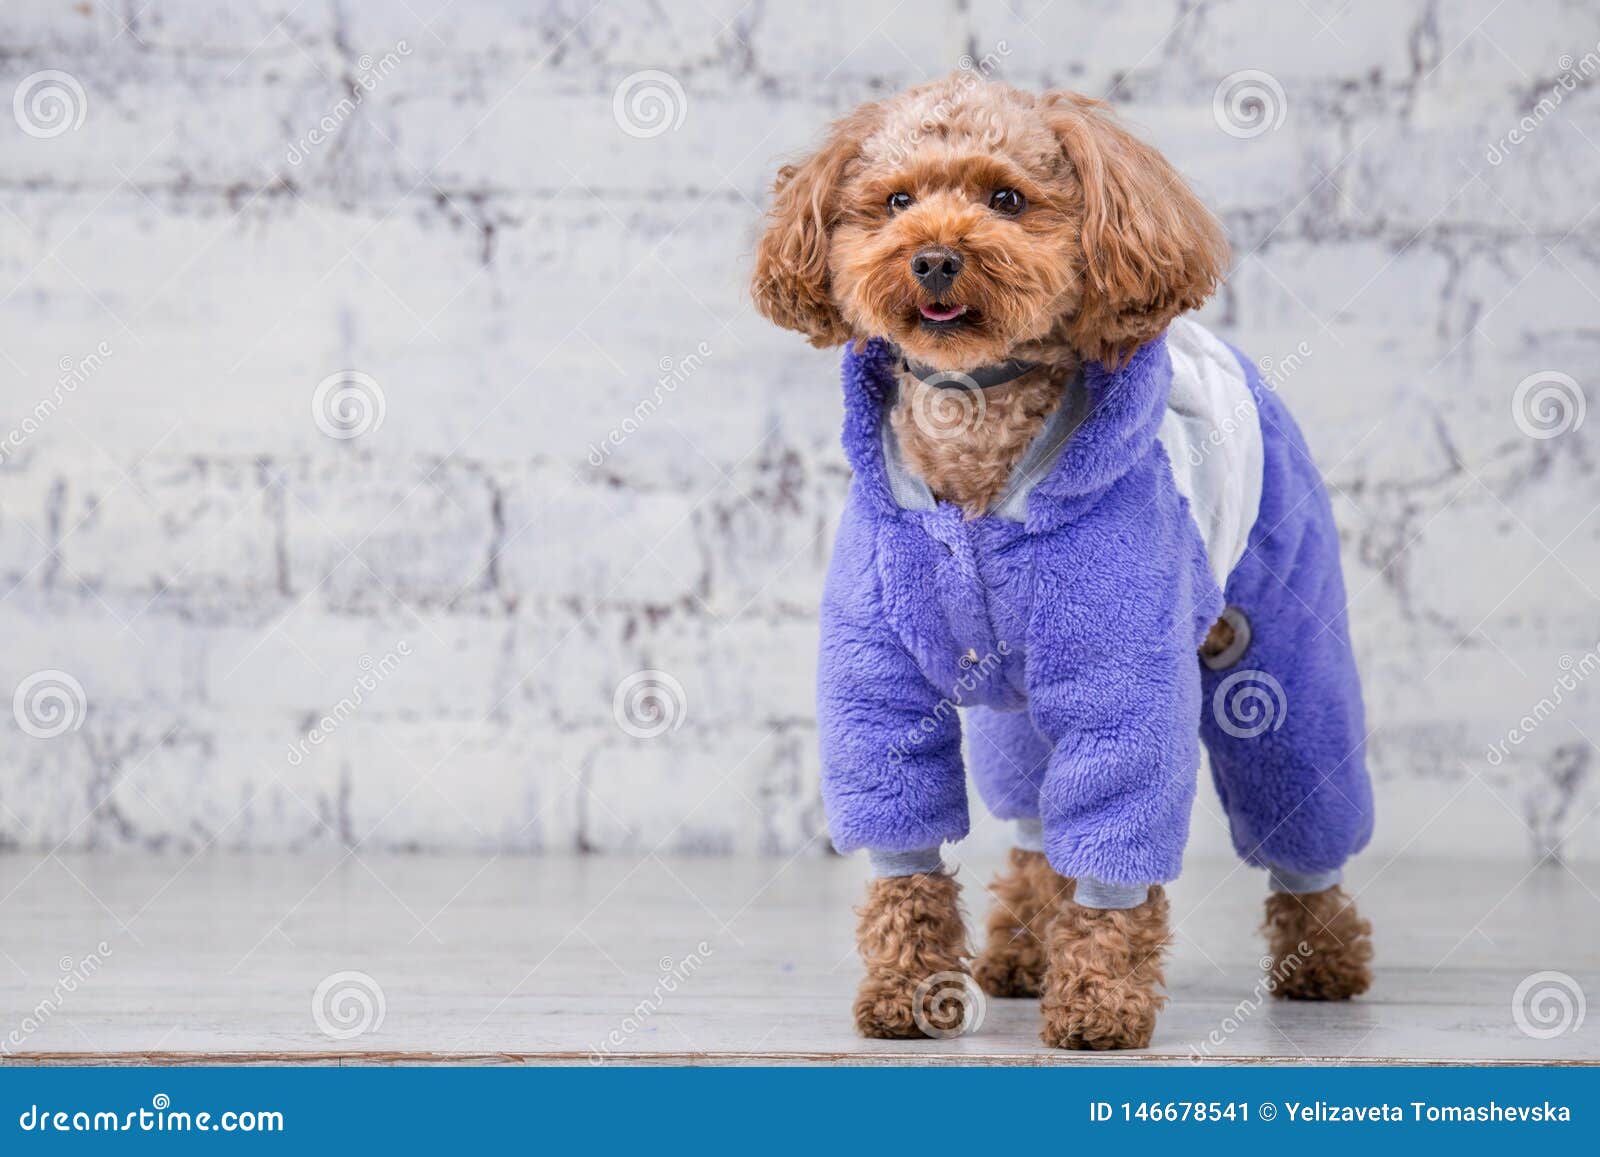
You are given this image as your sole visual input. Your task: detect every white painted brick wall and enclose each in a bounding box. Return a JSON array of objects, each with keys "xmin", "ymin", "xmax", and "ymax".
[{"xmin": 1, "ymin": 0, "xmax": 1596, "ymax": 864}]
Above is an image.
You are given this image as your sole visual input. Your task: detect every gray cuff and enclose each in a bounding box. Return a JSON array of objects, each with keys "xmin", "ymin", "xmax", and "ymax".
[
  {"xmin": 869, "ymin": 847, "xmax": 945, "ymax": 877},
  {"xmin": 1013, "ymin": 817, "xmax": 1044, "ymax": 853},
  {"xmin": 1073, "ymin": 875, "xmax": 1151, "ymax": 910},
  {"xmin": 1269, "ymin": 866, "xmax": 1343, "ymax": 894}
]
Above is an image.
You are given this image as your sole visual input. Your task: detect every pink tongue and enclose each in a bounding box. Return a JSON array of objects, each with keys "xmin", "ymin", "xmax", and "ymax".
[{"xmin": 920, "ymin": 303, "xmax": 968, "ymax": 322}]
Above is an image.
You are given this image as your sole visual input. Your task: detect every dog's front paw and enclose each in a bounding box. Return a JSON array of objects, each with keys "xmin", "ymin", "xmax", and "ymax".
[
  {"xmin": 853, "ymin": 966, "xmax": 976, "ymax": 1038},
  {"xmin": 852, "ymin": 872, "xmax": 973, "ymax": 1039},
  {"xmin": 1039, "ymin": 886, "xmax": 1169, "ymax": 1050},
  {"xmin": 1263, "ymin": 886, "xmax": 1372, "ymax": 1001}
]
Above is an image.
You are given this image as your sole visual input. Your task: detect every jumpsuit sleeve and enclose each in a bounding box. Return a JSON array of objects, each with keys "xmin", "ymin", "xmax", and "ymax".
[
  {"xmin": 1025, "ymin": 455, "xmax": 1219, "ymax": 887},
  {"xmin": 817, "ymin": 498, "xmax": 968, "ymax": 855}
]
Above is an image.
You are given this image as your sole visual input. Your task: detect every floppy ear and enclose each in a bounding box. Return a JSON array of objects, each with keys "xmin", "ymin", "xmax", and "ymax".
[
  {"xmin": 1043, "ymin": 93, "xmax": 1229, "ymax": 366},
  {"xmin": 750, "ymin": 104, "xmax": 878, "ymax": 348}
]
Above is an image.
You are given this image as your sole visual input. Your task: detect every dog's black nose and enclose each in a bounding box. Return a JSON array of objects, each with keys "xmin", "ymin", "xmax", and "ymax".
[{"xmin": 910, "ymin": 246, "xmax": 963, "ymax": 295}]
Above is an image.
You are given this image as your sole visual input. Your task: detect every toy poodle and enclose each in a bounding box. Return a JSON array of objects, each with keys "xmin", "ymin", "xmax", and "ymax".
[{"xmin": 751, "ymin": 76, "xmax": 1374, "ymax": 1050}]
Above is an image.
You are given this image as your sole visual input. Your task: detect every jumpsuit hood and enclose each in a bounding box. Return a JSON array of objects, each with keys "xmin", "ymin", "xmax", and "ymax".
[{"xmin": 838, "ymin": 335, "xmax": 1175, "ymax": 532}]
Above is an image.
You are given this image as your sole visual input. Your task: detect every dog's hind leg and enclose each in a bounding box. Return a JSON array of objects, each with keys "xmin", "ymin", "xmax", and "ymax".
[
  {"xmin": 1200, "ymin": 597, "xmax": 1376, "ymax": 1001},
  {"xmin": 1198, "ymin": 360, "xmax": 1377, "ymax": 1000},
  {"xmin": 1260, "ymin": 881, "xmax": 1372, "ymax": 1000},
  {"xmin": 1201, "ymin": 622, "xmax": 1376, "ymax": 1000}
]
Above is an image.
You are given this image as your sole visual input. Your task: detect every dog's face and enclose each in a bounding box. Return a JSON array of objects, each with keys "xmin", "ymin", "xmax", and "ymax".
[{"xmin": 752, "ymin": 78, "xmax": 1227, "ymax": 369}]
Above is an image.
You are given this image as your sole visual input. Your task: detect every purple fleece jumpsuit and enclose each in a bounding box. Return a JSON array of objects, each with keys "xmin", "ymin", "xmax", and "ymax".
[{"xmin": 817, "ymin": 319, "xmax": 1374, "ymax": 906}]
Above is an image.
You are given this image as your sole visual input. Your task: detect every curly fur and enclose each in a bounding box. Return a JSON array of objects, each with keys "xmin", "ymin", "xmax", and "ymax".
[
  {"xmin": 751, "ymin": 74, "xmax": 1225, "ymax": 516},
  {"xmin": 890, "ymin": 366, "xmax": 1071, "ymax": 516},
  {"xmin": 852, "ymin": 871, "xmax": 972, "ymax": 1039},
  {"xmin": 1199, "ymin": 614, "xmax": 1236, "ymax": 660},
  {"xmin": 1040, "ymin": 885, "xmax": 1170, "ymax": 1050},
  {"xmin": 973, "ymin": 848, "xmax": 1072, "ymax": 998},
  {"xmin": 1262, "ymin": 886, "xmax": 1374, "ymax": 1001}
]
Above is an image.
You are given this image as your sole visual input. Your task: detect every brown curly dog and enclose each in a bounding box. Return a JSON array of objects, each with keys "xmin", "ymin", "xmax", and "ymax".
[{"xmin": 752, "ymin": 74, "xmax": 1374, "ymax": 1049}]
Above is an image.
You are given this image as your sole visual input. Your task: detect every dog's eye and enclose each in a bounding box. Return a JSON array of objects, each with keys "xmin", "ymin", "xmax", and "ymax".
[
  {"xmin": 886, "ymin": 191, "xmax": 914, "ymax": 214},
  {"xmin": 989, "ymin": 188, "xmax": 1026, "ymax": 215}
]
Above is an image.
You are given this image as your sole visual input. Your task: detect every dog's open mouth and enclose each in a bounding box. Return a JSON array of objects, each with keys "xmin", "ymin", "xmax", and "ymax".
[{"xmin": 917, "ymin": 302, "xmax": 976, "ymax": 330}]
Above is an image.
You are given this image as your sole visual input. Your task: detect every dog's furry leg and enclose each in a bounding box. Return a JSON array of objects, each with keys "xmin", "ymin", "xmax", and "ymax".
[
  {"xmin": 972, "ymin": 848, "xmax": 1068, "ymax": 998},
  {"xmin": 853, "ymin": 871, "xmax": 972, "ymax": 1039},
  {"xmin": 1262, "ymin": 886, "xmax": 1373, "ymax": 1000},
  {"xmin": 1039, "ymin": 885, "xmax": 1170, "ymax": 1050}
]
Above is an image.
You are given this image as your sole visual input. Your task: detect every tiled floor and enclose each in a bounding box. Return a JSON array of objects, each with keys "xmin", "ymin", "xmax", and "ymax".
[{"xmin": 0, "ymin": 851, "xmax": 1595, "ymax": 1064}]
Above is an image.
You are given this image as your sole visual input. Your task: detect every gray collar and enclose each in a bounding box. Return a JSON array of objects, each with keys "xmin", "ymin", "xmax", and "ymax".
[{"xmin": 898, "ymin": 353, "xmax": 1038, "ymax": 390}]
